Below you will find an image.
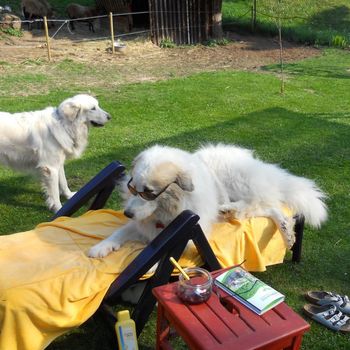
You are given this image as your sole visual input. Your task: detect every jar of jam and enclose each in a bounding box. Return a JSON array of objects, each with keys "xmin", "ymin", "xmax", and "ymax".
[{"xmin": 177, "ymin": 267, "xmax": 213, "ymax": 304}]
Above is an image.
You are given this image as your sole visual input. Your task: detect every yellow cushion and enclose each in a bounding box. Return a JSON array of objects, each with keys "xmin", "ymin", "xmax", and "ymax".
[{"xmin": 0, "ymin": 209, "xmax": 287, "ymax": 350}]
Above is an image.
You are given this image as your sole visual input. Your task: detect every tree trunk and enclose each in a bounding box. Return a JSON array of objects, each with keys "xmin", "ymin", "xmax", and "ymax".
[{"xmin": 212, "ymin": 0, "xmax": 223, "ymax": 39}]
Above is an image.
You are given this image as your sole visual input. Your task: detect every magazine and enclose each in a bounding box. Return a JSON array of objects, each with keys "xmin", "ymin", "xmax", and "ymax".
[{"xmin": 214, "ymin": 266, "xmax": 285, "ymax": 315}]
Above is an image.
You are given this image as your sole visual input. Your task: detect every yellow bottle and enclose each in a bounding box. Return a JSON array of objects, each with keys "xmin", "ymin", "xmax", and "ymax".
[{"xmin": 115, "ymin": 310, "xmax": 139, "ymax": 350}]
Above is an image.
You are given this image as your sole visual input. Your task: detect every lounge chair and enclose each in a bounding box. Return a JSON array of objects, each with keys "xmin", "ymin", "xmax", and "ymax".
[{"xmin": 0, "ymin": 161, "xmax": 304, "ymax": 350}]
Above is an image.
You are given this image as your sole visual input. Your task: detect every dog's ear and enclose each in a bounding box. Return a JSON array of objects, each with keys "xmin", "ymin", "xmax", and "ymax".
[
  {"xmin": 58, "ymin": 101, "xmax": 80, "ymax": 121},
  {"xmin": 175, "ymin": 171, "xmax": 194, "ymax": 192}
]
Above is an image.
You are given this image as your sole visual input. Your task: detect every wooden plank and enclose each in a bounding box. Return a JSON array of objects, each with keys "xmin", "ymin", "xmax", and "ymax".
[
  {"xmin": 148, "ymin": 0, "xmax": 154, "ymax": 43},
  {"xmin": 207, "ymin": 294, "xmax": 254, "ymax": 337},
  {"xmin": 167, "ymin": 0, "xmax": 173, "ymax": 43},
  {"xmin": 194, "ymin": 0, "xmax": 198, "ymax": 43},
  {"xmin": 170, "ymin": 0, "xmax": 176, "ymax": 44},
  {"xmin": 197, "ymin": 0, "xmax": 201, "ymax": 43},
  {"xmin": 177, "ymin": 0, "xmax": 182, "ymax": 44},
  {"xmin": 189, "ymin": 0, "xmax": 194, "ymax": 44},
  {"xmin": 158, "ymin": 0, "xmax": 162, "ymax": 41},
  {"xmin": 185, "ymin": 0, "xmax": 190, "ymax": 44},
  {"xmin": 188, "ymin": 297, "xmax": 238, "ymax": 343},
  {"xmin": 181, "ymin": 0, "xmax": 187, "ymax": 43},
  {"xmin": 163, "ymin": 0, "xmax": 169, "ymax": 41},
  {"xmin": 154, "ymin": 0, "xmax": 160, "ymax": 45}
]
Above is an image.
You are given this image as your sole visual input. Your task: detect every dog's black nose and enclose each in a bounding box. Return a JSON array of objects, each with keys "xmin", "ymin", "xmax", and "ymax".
[
  {"xmin": 106, "ymin": 113, "xmax": 111, "ymax": 120},
  {"xmin": 124, "ymin": 209, "xmax": 134, "ymax": 219}
]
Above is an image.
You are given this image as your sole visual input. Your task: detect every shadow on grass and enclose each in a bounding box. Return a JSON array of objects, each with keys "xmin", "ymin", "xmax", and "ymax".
[
  {"xmin": 261, "ymin": 52, "xmax": 350, "ymax": 80},
  {"xmin": 0, "ymin": 175, "xmax": 43, "ymax": 209},
  {"xmin": 0, "ymin": 174, "xmax": 51, "ymax": 234},
  {"xmin": 308, "ymin": 5, "xmax": 350, "ymax": 31},
  {"xmin": 262, "ymin": 63, "xmax": 350, "ymax": 80}
]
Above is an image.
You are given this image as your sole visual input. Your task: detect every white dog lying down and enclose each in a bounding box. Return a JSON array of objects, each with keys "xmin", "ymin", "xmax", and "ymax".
[
  {"xmin": 88, "ymin": 144, "xmax": 327, "ymax": 258},
  {"xmin": 0, "ymin": 94, "xmax": 110, "ymax": 212}
]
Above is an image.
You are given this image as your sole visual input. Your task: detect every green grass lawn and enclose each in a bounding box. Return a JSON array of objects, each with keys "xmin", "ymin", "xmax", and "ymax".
[
  {"xmin": 223, "ymin": 0, "xmax": 350, "ymax": 47},
  {"xmin": 0, "ymin": 48, "xmax": 349, "ymax": 349}
]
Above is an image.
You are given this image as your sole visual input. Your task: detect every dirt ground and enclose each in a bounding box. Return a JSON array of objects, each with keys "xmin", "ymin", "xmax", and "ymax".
[{"xmin": 0, "ymin": 23, "xmax": 321, "ymax": 83}]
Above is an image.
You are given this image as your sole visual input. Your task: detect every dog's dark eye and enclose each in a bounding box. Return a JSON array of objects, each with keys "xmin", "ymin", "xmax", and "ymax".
[{"xmin": 91, "ymin": 107, "xmax": 96, "ymax": 111}]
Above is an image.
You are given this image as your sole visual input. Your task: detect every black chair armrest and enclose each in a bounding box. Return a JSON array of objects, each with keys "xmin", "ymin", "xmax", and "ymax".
[{"xmin": 51, "ymin": 161, "xmax": 125, "ymax": 220}]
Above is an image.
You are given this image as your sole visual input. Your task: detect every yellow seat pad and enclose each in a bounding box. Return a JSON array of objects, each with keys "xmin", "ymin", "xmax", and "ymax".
[{"xmin": 0, "ymin": 209, "xmax": 287, "ymax": 350}]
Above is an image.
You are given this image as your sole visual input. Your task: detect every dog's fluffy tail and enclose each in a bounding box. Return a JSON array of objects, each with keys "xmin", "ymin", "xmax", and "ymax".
[{"xmin": 285, "ymin": 176, "xmax": 327, "ymax": 228}]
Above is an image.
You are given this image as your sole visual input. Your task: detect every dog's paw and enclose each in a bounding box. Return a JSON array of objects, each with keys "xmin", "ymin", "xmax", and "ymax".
[
  {"xmin": 219, "ymin": 204, "xmax": 236, "ymax": 217},
  {"xmin": 219, "ymin": 203, "xmax": 246, "ymax": 220},
  {"xmin": 279, "ymin": 217, "xmax": 296, "ymax": 249},
  {"xmin": 88, "ymin": 240, "xmax": 121, "ymax": 258},
  {"xmin": 64, "ymin": 191, "xmax": 77, "ymax": 199},
  {"xmin": 48, "ymin": 202, "xmax": 62, "ymax": 213}
]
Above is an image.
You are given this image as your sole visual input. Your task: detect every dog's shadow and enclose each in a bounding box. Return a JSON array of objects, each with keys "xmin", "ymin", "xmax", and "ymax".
[
  {"xmin": 0, "ymin": 175, "xmax": 44, "ymax": 209},
  {"xmin": 0, "ymin": 174, "xmax": 52, "ymax": 233}
]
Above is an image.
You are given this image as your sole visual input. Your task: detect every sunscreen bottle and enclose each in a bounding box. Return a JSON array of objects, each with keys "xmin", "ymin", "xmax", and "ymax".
[{"xmin": 115, "ymin": 310, "xmax": 139, "ymax": 350}]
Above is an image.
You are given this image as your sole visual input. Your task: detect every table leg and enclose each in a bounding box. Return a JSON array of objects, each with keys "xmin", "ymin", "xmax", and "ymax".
[{"xmin": 156, "ymin": 303, "xmax": 172, "ymax": 349}]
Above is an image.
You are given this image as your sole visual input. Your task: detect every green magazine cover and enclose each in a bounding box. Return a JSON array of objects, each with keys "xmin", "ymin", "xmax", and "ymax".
[{"xmin": 215, "ymin": 266, "xmax": 285, "ymax": 315}]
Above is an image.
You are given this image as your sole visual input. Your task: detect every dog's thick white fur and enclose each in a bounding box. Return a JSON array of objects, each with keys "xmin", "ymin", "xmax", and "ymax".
[
  {"xmin": 88, "ymin": 144, "xmax": 327, "ymax": 258},
  {"xmin": 0, "ymin": 94, "xmax": 110, "ymax": 212}
]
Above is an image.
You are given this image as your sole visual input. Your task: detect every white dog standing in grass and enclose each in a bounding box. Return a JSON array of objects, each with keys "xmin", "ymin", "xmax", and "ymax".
[
  {"xmin": 88, "ymin": 144, "xmax": 327, "ymax": 258},
  {"xmin": 0, "ymin": 94, "xmax": 111, "ymax": 212}
]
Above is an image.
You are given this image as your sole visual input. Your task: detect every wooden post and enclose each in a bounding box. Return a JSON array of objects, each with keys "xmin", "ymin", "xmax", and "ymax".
[
  {"xmin": 109, "ymin": 12, "xmax": 115, "ymax": 54},
  {"xmin": 43, "ymin": 16, "xmax": 51, "ymax": 61}
]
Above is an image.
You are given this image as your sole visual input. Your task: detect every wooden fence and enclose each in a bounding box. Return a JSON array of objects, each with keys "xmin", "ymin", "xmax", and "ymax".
[{"xmin": 149, "ymin": 0, "xmax": 222, "ymax": 45}]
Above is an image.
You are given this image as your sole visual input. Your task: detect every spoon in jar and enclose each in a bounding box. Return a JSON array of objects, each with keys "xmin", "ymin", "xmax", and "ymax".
[{"xmin": 169, "ymin": 257, "xmax": 190, "ymax": 280}]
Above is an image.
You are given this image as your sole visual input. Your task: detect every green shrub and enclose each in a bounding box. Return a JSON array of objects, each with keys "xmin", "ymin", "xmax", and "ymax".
[
  {"xmin": 204, "ymin": 38, "xmax": 231, "ymax": 47},
  {"xmin": 0, "ymin": 27, "xmax": 23, "ymax": 37},
  {"xmin": 159, "ymin": 38, "xmax": 176, "ymax": 48},
  {"xmin": 331, "ymin": 35, "xmax": 348, "ymax": 48}
]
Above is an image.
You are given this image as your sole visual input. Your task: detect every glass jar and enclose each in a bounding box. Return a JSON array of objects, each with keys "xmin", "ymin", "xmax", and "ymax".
[{"xmin": 177, "ymin": 267, "xmax": 213, "ymax": 304}]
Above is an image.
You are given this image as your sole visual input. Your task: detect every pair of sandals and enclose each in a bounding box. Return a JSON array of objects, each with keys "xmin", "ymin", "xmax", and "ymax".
[{"xmin": 303, "ymin": 291, "xmax": 350, "ymax": 333}]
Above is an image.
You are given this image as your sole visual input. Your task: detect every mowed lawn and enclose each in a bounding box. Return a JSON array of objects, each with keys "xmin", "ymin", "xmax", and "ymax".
[
  {"xmin": 223, "ymin": 0, "xmax": 350, "ymax": 46},
  {"xmin": 0, "ymin": 47, "xmax": 349, "ymax": 349}
]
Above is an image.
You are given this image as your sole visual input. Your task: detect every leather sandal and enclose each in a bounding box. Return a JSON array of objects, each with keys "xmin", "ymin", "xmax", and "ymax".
[
  {"xmin": 303, "ymin": 304, "xmax": 350, "ymax": 333},
  {"xmin": 305, "ymin": 291, "xmax": 350, "ymax": 315}
]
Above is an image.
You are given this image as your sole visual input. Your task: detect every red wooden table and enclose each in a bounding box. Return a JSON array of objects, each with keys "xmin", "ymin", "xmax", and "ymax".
[{"xmin": 152, "ymin": 269, "xmax": 310, "ymax": 350}]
